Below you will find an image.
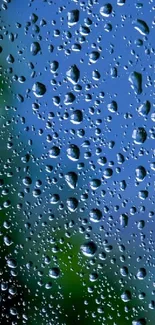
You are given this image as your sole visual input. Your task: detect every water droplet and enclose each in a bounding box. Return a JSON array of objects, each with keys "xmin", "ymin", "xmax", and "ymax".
[
  {"xmin": 120, "ymin": 214, "xmax": 128, "ymax": 228},
  {"xmin": 66, "ymin": 197, "xmax": 78, "ymax": 212},
  {"xmin": 117, "ymin": 0, "xmax": 126, "ymax": 5},
  {"xmin": 50, "ymin": 194, "xmax": 60, "ymax": 204},
  {"xmin": 32, "ymin": 82, "xmax": 46, "ymax": 97},
  {"xmin": 121, "ymin": 290, "xmax": 131, "ymax": 302},
  {"xmin": 23, "ymin": 177, "xmax": 32, "ymax": 186},
  {"xmin": 49, "ymin": 267, "xmax": 60, "ymax": 278},
  {"xmin": 138, "ymin": 190, "xmax": 148, "ymax": 200},
  {"xmin": 136, "ymin": 268, "xmax": 147, "ymax": 280},
  {"xmin": 90, "ymin": 179, "xmax": 101, "ymax": 190},
  {"xmin": 89, "ymin": 272, "xmax": 99, "ymax": 282},
  {"xmin": 120, "ymin": 266, "xmax": 128, "ymax": 276},
  {"xmin": 132, "ymin": 127, "xmax": 147, "ymax": 144},
  {"xmin": 67, "ymin": 144, "xmax": 80, "ymax": 161},
  {"xmin": 107, "ymin": 101, "xmax": 118, "ymax": 113},
  {"xmin": 81, "ymin": 241, "xmax": 97, "ymax": 257},
  {"xmin": 66, "ymin": 65, "xmax": 80, "ymax": 84},
  {"xmin": 133, "ymin": 19, "xmax": 149, "ymax": 36},
  {"xmin": 67, "ymin": 9, "xmax": 79, "ymax": 26},
  {"xmin": 70, "ymin": 110, "xmax": 83, "ymax": 124},
  {"xmin": 129, "ymin": 71, "xmax": 142, "ymax": 94},
  {"xmin": 89, "ymin": 51, "xmax": 100, "ymax": 63},
  {"xmin": 135, "ymin": 166, "xmax": 146, "ymax": 182},
  {"xmin": 103, "ymin": 168, "xmax": 113, "ymax": 179},
  {"xmin": 65, "ymin": 172, "xmax": 78, "ymax": 189},
  {"xmin": 64, "ymin": 92, "xmax": 75, "ymax": 105},
  {"xmin": 100, "ymin": 4, "xmax": 113, "ymax": 17},
  {"xmin": 90, "ymin": 208, "xmax": 102, "ymax": 222},
  {"xmin": 3, "ymin": 236, "xmax": 12, "ymax": 246},
  {"xmin": 7, "ymin": 258, "xmax": 17, "ymax": 269},
  {"xmin": 137, "ymin": 100, "xmax": 151, "ymax": 117},
  {"xmin": 50, "ymin": 61, "xmax": 59, "ymax": 73},
  {"xmin": 30, "ymin": 42, "xmax": 41, "ymax": 56},
  {"xmin": 49, "ymin": 146, "xmax": 60, "ymax": 158}
]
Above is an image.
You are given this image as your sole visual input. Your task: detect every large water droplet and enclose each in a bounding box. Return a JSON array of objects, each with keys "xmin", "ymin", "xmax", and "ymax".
[
  {"xmin": 49, "ymin": 267, "xmax": 60, "ymax": 279},
  {"xmin": 32, "ymin": 82, "xmax": 46, "ymax": 97},
  {"xmin": 89, "ymin": 51, "xmax": 100, "ymax": 63},
  {"xmin": 80, "ymin": 241, "xmax": 97, "ymax": 257},
  {"xmin": 64, "ymin": 92, "xmax": 75, "ymax": 105},
  {"xmin": 120, "ymin": 214, "xmax": 128, "ymax": 228},
  {"xmin": 66, "ymin": 197, "xmax": 78, "ymax": 212},
  {"xmin": 50, "ymin": 61, "xmax": 59, "ymax": 73},
  {"xmin": 67, "ymin": 9, "xmax": 79, "ymax": 26},
  {"xmin": 138, "ymin": 190, "xmax": 148, "ymax": 200},
  {"xmin": 89, "ymin": 208, "xmax": 102, "ymax": 223},
  {"xmin": 100, "ymin": 4, "xmax": 113, "ymax": 17},
  {"xmin": 135, "ymin": 166, "xmax": 146, "ymax": 182},
  {"xmin": 66, "ymin": 65, "xmax": 80, "ymax": 84},
  {"xmin": 136, "ymin": 268, "xmax": 147, "ymax": 280},
  {"xmin": 137, "ymin": 100, "xmax": 151, "ymax": 117},
  {"xmin": 49, "ymin": 146, "xmax": 60, "ymax": 158},
  {"xmin": 30, "ymin": 42, "xmax": 41, "ymax": 56},
  {"xmin": 70, "ymin": 110, "xmax": 83, "ymax": 124},
  {"xmin": 121, "ymin": 290, "xmax": 131, "ymax": 302},
  {"xmin": 67, "ymin": 144, "xmax": 80, "ymax": 161},
  {"xmin": 65, "ymin": 172, "xmax": 78, "ymax": 189},
  {"xmin": 129, "ymin": 71, "xmax": 142, "ymax": 94},
  {"xmin": 90, "ymin": 179, "xmax": 101, "ymax": 190},
  {"xmin": 117, "ymin": 0, "xmax": 126, "ymax": 5},
  {"xmin": 133, "ymin": 19, "xmax": 149, "ymax": 36},
  {"xmin": 132, "ymin": 127, "xmax": 147, "ymax": 144}
]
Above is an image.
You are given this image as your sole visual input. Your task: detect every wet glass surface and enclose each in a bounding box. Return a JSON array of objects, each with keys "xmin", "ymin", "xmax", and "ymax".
[{"xmin": 0, "ymin": 1, "xmax": 154, "ymax": 324}]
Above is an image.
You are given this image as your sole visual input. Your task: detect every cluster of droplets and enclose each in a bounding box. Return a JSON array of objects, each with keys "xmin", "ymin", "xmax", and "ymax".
[{"xmin": 0, "ymin": 0, "xmax": 154, "ymax": 323}]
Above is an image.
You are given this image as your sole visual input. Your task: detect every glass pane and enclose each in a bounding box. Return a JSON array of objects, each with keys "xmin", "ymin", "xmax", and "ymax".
[{"xmin": 0, "ymin": 1, "xmax": 153, "ymax": 324}]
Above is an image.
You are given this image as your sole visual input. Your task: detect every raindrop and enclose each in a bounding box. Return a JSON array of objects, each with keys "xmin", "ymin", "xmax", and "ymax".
[
  {"xmin": 49, "ymin": 146, "xmax": 60, "ymax": 158},
  {"xmin": 117, "ymin": 0, "xmax": 126, "ymax": 5},
  {"xmin": 32, "ymin": 82, "xmax": 46, "ymax": 97},
  {"xmin": 50, "ymin": 61, "xmax": 59, "ymax": 73},
  {"xmin": 30, "ymin": 42, "xmax": 41, "ymax": 55},
  {"xmin": 132, "ymin": 127, "xmax": 147, "ymax": 144},
  {"xmin": 65, "ymin": 172, "xmax": 78, "ymax": 189},
  {"xmin": 67, "ymin": 9, "xmax": 79, "ymax": 26},
  {"xmin": 89, "ymin": 51, "xmax": 100, "ymax": 63},
  {"xmin": 64, "ymin": 92, "xmax": 75, "ymax": 105},
  {"xmin": 7, "ymin": 259, "xmax": 17, "ymax": 269},
  {"xmin": 100, "ymin": 4, "xmax": 113, "ymax": 17},
  {"xmin": 23, "ymin": 177, "xmax": 32, "ymax": 186},
  {"xmin": 138, "ymin": 190, "xmax": 148, "ymax": 200},
  {"xmin": 107, "ymin": 101, "xmax": 118, "ymax": 113},
  {"xmin": 129, "ymin": 71, "xmax": 142, "ymax": 94},
  {"xmin": 133, "ymin": 19, "xmax": 149, "ymax": 36},
  {"xmin": 136, "ymin": 268, "xmax": 147, "ymax": 280},
  {"xmin": 66, "ymin": 197, "xmax": 78, "ymax": 212},
  {"xmin": 66, "ymin": 65, "xmax": 80, "ymax": 84},
  {"xmin": 70, "ymin": 110, "xmax": 83, "ymax": 124},
  {"xmin": 135, "ymin": 166, "xmax": 146, "ymax": 182},
  {"xmin": 103, "ymin": 168, "xmax": 113, "ymax": 179},
  {"xmin": 80, "ymin": 241, "xmax": 97, "ymax": 257},
  {"xmin": 121, "ymin": 290, "xmax": 131, "ymax": 302},
  {"xmin": 89, "ymin": 208, "xmax": 102, "ymax": 223},
  {"xmin": 90, "ymin": 179, "xmax": 101, "ymax": 190},
  {"xmin": 67, "ymin": 144, "xmax": 80, "ymax": 161},
  {"xmin": 120, "ymin": 214, "xmax": 128, "ymax": 228},
  {"xmin": 49, "ymin": 267, "xmax": 60, "ymax": 278},
  {"xmin": 137, "ymin": 100, "xmax": 151, "ymax": 117}
]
